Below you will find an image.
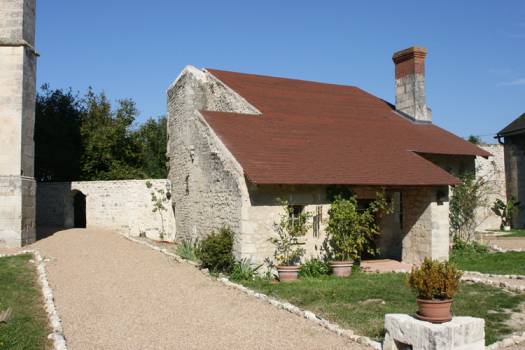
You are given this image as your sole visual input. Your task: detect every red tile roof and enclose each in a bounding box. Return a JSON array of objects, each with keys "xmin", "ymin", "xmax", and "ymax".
[{"xmin": 201, "ymin": 69, "xmax": 491, "ymax": 186}]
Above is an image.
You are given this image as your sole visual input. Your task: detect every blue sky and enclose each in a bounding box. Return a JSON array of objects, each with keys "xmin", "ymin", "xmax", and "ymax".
[{"xmin": 38, "ymin": 1, "xmax": 524, "ymax": 142}]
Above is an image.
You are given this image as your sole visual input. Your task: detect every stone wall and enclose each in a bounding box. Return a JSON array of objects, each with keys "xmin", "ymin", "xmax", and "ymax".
[
  {"xmin": 36, "ymin": 180, "xmax": 176, "ymax": 240},
  {"xmin": 475, "ymin": 144, "xmax": 506, "ymax": 231},
  {"xmin": 239, "ymin": 185, "xmax": 403, "ymax": 265},
  {"xmin": 0, "ymin": 0, "xmax": 37, "ymax": 247},
  {"xmin": 166, "ymin": 66, "xmax": 259, "ymax": 249},
  {"xmin": 401, "ymin": 186, "xmax": 450, "ymax": 264},
  {"xmin": 504, "ymin": 137, "xmax": 525, "ymax": 228}
]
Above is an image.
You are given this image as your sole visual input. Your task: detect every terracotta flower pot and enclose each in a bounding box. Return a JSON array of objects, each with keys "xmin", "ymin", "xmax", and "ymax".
[
  {"xmin": 415, "ymin": 298, "xmax": 453, "ymax": 323},
  {"xmin": 329, "ymin": 261, "xmax": 353, "ymax": 277},
  {"xmin": 276, "ymin": 265, "xmax": 300, "ymax": 282}
]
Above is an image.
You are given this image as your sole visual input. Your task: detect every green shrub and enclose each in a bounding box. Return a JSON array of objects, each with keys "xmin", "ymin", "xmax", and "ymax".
[
  {"xmin": 196, "ymin": 227, "xmax": 235, "ymax": 273},
  {"xmin": 452, "ymin": 237, "xmax": 489, "ymax": 255},
  {"xmin": 176, "ymin": 240, "xmax": 198, "ymax": 261},
  {"xmin": 406, "ymin": 258, "xmax": 463, "ymax": 300},
  {"xmin": 299, "ymin": 259, "xmax": 330, "ymax": 278},
  {"xmin": 230, "ymin": 259, "xmax": 262, "ymax": 281}
]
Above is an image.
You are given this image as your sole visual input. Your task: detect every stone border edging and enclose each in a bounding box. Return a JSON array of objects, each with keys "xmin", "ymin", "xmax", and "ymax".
[
  {"xmin": 486, "ymin": 331, "xmax": 525, "ymax": 350},
  {"xmin": 461, "ymin": 273, "xmax": 525, "ymax": 293},
  {"xmin": 122, "ymin": 234, "xmax": 381, "ymax": 350},
  {"xmin": 0, "ymin": 250, "xmax": 67, "ymax": 350},
  {"xmin": 490, "ymin": 244, "xmax": 525, "ymax": 253}
]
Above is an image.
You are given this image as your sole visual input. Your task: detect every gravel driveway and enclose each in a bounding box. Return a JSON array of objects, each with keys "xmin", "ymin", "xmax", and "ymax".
[{"xmin": 29, "ymin": 228, "xmax": 368, "ymax": 350}]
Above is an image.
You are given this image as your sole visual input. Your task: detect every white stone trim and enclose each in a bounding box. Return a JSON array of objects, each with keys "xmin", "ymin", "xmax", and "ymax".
[
  {"xmin": 121, "ymin": 233, "xmax": 381, "ymax": 349},
  {"xmin": 489, "ymin": 244, "xmax": 525, "ymax": 253},
  {"xmin": 486, "ymin": 331, "xmax": 525, "ymax": 349},
  {"xmin": 0, "ymin": 250, "xmax": 67, "ymax": 350},
  {"xmin": 461, "ymin": 274, "xmax": 525, "ymax": 293}
]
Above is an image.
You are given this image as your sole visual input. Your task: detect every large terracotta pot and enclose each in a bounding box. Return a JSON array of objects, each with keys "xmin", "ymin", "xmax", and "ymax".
[
  {"xmin": 329, "ymin": 261, "xmax": 353, "ymax": 277},
  {"xmin": 415, "ymin": 299, "xmax": 453, "ymax": 323},
  {"xmin": 276, "ymin": 265, "xmax": 300, "ymax": 282}
]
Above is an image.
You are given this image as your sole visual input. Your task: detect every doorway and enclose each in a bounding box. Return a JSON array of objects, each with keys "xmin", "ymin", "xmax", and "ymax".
[{"xmin": 73, "ymin": 191, "xmax": 86, "ymax": 228}]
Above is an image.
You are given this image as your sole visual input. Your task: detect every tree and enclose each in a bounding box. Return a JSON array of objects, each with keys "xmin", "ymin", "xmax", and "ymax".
[
  {"xmin": 467, "ymin": 135, "xmax": 483, "ymax": 145},
  {"xmin": 136, "ymin": 117, "xmax": 168, "ymax": 178},
  {"xmin": 35, "ymin": 85, "xmax": 83, "ymax": 181},
  {"xmin": 80, "ymin": 90, "xmax": 146, "ymax": 180}
]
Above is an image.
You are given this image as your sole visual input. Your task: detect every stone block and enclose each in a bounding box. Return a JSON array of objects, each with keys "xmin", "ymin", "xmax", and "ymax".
[{"xmin": 384, "ymin": 314, "xmax": 485, "ymax": 350}]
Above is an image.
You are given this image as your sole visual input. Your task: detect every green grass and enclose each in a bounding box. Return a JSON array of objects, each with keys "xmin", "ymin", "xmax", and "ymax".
[
  {"xmin": 242, "ymin": 272, "xmax": 525, "ymax": 345},
  {"xmin": 451, "ymin": 249, "xmax": 525, "ymax": 275},
  {"xmin": 486, "ymin": 229, "xmax": 525, "ymax": 237},
  {"xmin": 0, "ymin": 254, "xmax": 51, "ymax": 350}
]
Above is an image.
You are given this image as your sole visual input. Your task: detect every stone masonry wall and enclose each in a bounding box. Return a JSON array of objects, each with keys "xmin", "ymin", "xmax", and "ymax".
[
  {"xmin": 166, "ymin": 66, "xmax": 259, "ymax": 251},
  {"xmin": 0, "ymin": 0, "xmax": 37, "ymax": 247},
  {"xmin": 240, "ymin": 185, "xmax": 402, "ymax": 265},
  {"xmin": 401, "ymin": 186, "xmax": 449, "ymax": 264},
  {"xmin": 36, "ymin": 180, "xmax": 176, "ymax": 240},
  {"xmin": 475, "ymin": 144, "xmax": 506, "ymax": 231}
]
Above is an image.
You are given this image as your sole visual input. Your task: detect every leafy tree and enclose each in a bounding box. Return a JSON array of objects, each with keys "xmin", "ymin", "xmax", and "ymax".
[
  {"xmin": 35, "ymin": 85, "xmax": 83, "ymax": 181},
  {"xmin": 80, "ymin": 90, "xmax": 146, "ymax": 180},
  {"xmin": 467, "ymin": 135, "xmax": 483, "ymax": 145},
  {"xmin": 136, "ymin": 117, "xmax": 168, "ymax": 178}
]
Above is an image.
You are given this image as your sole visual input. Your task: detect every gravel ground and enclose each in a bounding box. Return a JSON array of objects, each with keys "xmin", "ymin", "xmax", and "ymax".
[{"xmin": 24, "ymin": 228, "xmax": 368, "ymax": 350}]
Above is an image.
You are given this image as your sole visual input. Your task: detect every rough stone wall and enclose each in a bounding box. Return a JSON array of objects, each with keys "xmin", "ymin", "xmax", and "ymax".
[
  {"xmin": 401, "ymin": 186, "xmax": 449, "ymax": 264},
  {"xmin": 504, "ymin": 136, "xmax": 525, "ymax": 228},
  {"xmin": 166, "ymin": 66, "xmax": 259, "ymax": 248},
  {"xmin": 0, "ymin": 0, "xmax": 37, "ymax": 247},
  {"xmin": 395, "ymin": 74, "xmax": 430, "ymax": 122},
  {"xmin": 475, "ymin": 144, "xmax": 506, "ymax": 231},
  {"xmin": 240, "ymin": 185, "xmax": 402, "ymax": 265},
  {"xmin": 36, "ymin": 180, "xmax": 176, "ymax": 240}
]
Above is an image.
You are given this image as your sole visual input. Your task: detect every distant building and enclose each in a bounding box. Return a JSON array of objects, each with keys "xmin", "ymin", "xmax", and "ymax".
[
  {"xmin": 167, "ymin": 47, "xmax": 489, "ymax": 265},
  {"xmin": 497, "ymin": 113, "xmax": 525, "ymax": 228}
]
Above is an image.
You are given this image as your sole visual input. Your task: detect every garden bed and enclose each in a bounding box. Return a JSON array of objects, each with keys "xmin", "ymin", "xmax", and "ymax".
[
  {"xmin": 241, "ymin": 271, "xmax": 525, "ymax": 345},
  {"xmin": 0, "ymin": 254, "xmax": 52, "ymax": 349}
]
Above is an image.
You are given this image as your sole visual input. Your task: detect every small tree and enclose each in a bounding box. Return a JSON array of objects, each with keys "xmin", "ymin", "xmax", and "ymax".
[
  {"xmin": 449, "ymin": 172, "xmax": 490, "ymax": 243},
  {"xmin": 269, "ymin": 200, "xmax": 312, "ymax": 266},
  {"xmin": 146, "ymin": 181, "xmax": 169, "ymax": 240},
  {"xmin": 325, "ymin": 192, "xmax": 392, "ymax": 261}
]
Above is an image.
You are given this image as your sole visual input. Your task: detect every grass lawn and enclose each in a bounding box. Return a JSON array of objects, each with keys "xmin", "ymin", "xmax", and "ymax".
[
  {"xmin": 451, "ymin": 249, "xmax": 525, "ymax": 275},
  {"xmin": 0, "ymin": 254, "xmax": 51, "ymax": 349},
  {"xmin": 486, "ymin": 229, "xmax": 525, "ymax": 237},
  {"xmin": 242, "ymin": 271, "xmax": 525, "ymax": 345}
]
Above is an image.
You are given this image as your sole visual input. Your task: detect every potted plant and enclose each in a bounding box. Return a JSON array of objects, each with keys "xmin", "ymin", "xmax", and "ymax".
[
  {"xmin": 406, "ymin": 258, "xmax": 463, "ymax": 323},
  {"xmin": 325, "ymin": 192, "xmax": 391, "ymax": 277},
  {"xmin": 491, "ymin": 198, "xmax": 517, "ymax": 232},
  {"xmin": 269, "ymin": 201, "xmax": 311, "ymax": 281}
]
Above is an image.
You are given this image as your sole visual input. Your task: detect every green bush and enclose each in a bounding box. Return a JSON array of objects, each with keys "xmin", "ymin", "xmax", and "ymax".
[
  {"xmin": 230, "ymin": 259, "xmax": 262, "ymax": 281},
  {"xmin": 196, "ymin": 227, "xmax": 235, "ymax": 273},
  {"xmin": 406, "ymin": 258, "xmax": 463, "ymax": 300},
  {"xmin": 176, "ymin": 240, "xmax": 198, "ymax": 261},
  {"xmin": 452, "ymin": 237, "xmax": 489, "ymax": 255},
  {"xmin": 299, "ymin": 259, "xmax": 330, "ymax": 278}
]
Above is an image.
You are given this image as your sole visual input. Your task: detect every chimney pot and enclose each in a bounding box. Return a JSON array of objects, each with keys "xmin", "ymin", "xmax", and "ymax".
[{"xmin": 392, "ymin": 46, "xmax": 430, "ymax": 122}]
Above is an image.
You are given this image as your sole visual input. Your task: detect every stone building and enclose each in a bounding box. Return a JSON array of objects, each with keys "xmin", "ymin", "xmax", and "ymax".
[
  {"xmin": 167, "ymin": 46, "xmax": 490, "ymax": 265},
  {"xmin": 497, "ymin": 113, "xmax": 525, "ymax": 228},
  {"xmin": 0, "ymin": 0, "xmax": 38, "ymax": 247}
]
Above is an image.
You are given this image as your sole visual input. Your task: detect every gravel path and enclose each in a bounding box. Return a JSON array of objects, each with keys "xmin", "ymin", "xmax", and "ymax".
[{"xmin": 27, "ymin": 228, "xmax": 368, "ymax": 350}]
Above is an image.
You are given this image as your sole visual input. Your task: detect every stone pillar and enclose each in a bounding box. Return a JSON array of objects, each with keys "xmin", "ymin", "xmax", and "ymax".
[
  {"xmin": 504, "ymin": 136, "xmax": 525, "ymax": 229},
  {"xmin": 0, "ymin": 0, "xmax": 37, "ymax": 246},
  {"xmin": 401, "ymin": 187, "xmax": 449, "ymax": 264},
  {"xmin": 392, "ymin": 46, "xmax": 431, "ymax": 122}
]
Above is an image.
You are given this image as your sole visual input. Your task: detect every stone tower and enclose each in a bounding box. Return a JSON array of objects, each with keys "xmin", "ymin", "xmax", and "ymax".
[{"xmin": 0, "ymin": 0, "xmax": 37, "ymax": 246}]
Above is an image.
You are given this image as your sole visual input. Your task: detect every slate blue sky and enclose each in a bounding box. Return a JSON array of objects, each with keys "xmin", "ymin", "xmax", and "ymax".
[{"xmin": 38, "ymin": 1, "xmax": 524, "ymax": 142}]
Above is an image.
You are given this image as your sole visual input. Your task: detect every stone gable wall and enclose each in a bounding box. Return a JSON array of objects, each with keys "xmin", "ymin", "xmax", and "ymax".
[{"xmin": 36, "ymin": 180, "xmax": 176, "ymax": 240}]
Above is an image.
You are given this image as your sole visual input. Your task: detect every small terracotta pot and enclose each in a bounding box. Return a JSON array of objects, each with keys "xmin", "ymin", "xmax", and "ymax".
[
  {"xmin": 329, "ymin": 261, "xmax": 353, "ymax": 277},
  {"xmin": 276, "ymin": 265, "xmax": 300, "ymax": 282},
  {"xmin": 415, "ymin": 298, "xmax": 453, "ymax": 323}
]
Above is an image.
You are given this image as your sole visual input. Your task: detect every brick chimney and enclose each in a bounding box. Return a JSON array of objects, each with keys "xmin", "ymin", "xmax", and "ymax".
[{"xmin": 392, "ymin": 46, "xmax": 431, "ymax": 122}]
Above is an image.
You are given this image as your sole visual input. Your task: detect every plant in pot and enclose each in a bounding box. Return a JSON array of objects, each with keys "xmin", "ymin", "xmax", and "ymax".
[
  {"xmin": 325, "ymin": 192, "xmax": 392, "ymax": 277},
  {"xmin": 406, "ymin": 258, "xmax": 463, "ymax": 323},
  {"xmin": 491, "ymin": 197, "xmax": 517, "ymax": 231},
  {"xmin": 269, "ymin": 201, "xmax": 311, "ymax": 282}
]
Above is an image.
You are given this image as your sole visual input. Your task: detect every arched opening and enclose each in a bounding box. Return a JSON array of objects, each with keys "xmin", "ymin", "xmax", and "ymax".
[{"xmin": 73, "ymin": 191, "xmax": 86, "ymax": 228}]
